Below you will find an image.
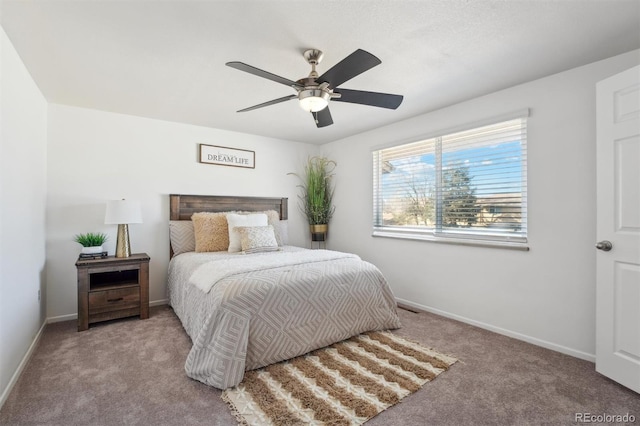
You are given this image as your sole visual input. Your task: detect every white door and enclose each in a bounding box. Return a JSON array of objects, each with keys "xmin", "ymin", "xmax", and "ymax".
[{"xmin": 596, "ymin": 65, "xmax": 640, "ymax": 393}]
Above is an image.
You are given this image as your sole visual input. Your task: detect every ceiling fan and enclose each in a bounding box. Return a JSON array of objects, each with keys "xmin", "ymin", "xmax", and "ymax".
[{"xmin": 226, "ymin": 49, "xmax": 403, "ymax": 128}]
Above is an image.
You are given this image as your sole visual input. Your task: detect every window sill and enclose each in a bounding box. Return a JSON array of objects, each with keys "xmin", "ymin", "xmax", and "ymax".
[{"xmin": 372, "ymin": 229, "xmax": 529, "ymax": 251}]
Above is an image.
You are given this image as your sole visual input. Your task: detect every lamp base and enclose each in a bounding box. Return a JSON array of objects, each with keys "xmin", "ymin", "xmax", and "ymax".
[{"xmin": 115, "ymin": 224, "xmax": 132, "ymax": 258}]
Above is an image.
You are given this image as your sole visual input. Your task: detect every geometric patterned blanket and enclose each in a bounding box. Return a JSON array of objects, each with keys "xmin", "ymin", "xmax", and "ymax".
[{"xmin": 168, "ymin": 247, "xmax": 402, "ymax": 389}]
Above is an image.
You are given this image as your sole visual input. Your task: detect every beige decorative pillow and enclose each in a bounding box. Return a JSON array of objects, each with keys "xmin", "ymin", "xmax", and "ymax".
[
  {"xmin": 191, "ymin": 212, "xmax": 229, "ymax": 252},
  {"xmin": 227, "ymin": 213, "xmax": 269, "ymax": 252},
  {"xmin": 236, "ymin": 225, "xmax": 280, "ymax": 254},
  {"xmin": 169, "ymin": 220, "xmax": 195, "ymax": 255},
  {"xmin": 233, "ymin": 210, "xmax": 284, "ymax": 246}
]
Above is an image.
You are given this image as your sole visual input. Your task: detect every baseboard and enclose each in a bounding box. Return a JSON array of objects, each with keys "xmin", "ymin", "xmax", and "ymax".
[
  {"xmin": 47, "ymin": 312, "xmax": 77, "ymax": 323},
  {"xmin": 395, "ymin": 297, "xmax": 596, "ymax": 363},
  {"xmin": 0, "ymin": 320, "xmax": 47, "ymax": 410},
  {"xmin": 150, "ymin": 298, "xmax": 168, "ymax": 307}
]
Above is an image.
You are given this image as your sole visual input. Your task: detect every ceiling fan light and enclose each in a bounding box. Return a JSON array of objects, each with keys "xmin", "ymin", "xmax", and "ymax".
[{"xmin": 298, "ymin": 89, "xmax": 330, "ymax": 112}]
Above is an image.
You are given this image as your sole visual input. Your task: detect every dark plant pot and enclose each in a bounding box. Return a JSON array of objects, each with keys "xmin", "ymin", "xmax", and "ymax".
[{"xmin": 310, "ymin": 224, "xmax": 328, "ymax": 242}]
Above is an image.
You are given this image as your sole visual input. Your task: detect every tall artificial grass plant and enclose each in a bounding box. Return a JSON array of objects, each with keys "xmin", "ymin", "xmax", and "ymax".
[{"xmin": 289, "ymin": 156, "xmax": 337, "ymax": 225}]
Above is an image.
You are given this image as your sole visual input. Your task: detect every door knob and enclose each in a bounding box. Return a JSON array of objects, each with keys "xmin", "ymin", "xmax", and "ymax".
[{"xmin": 596, "ymin": 240, "xmax": 613, "ymax": 251}]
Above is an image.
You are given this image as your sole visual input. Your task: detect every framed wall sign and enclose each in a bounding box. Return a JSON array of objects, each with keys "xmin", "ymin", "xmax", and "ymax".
[{"xmin": 198, "ymin": 144, "xmax": 255, "ymax": 169}]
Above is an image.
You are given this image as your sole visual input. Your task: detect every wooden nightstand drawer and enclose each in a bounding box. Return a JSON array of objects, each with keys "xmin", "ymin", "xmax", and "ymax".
[{"xmin": 89, "ymin": 286, "xmax": 140, "ymax": 315}]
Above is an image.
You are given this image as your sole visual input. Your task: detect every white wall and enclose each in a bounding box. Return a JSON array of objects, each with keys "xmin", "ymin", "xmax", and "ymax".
[
  {"xmin": 322, "ymin": 49, "xmax": 640, "ymax": 360},
  {"xmin": 46, "ymin": 105, "xmax": 317, "ymax": 319},
  {"xmin": 0, "ymin": 27, "xmax": 48, "ymax": 404}
]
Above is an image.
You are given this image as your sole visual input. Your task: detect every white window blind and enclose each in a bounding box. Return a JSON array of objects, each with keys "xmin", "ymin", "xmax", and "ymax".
[{"xmin": 373, "ymin": 115, "xmax": 528, "ymax": 248}]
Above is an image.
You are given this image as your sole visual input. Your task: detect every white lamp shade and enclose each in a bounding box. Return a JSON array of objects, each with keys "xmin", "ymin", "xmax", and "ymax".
[{"xmin": 105, "ymin": 199, "xmax": 143, "ymax": 224}]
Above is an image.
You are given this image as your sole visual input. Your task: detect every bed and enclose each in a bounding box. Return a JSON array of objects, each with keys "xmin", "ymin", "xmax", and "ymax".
[{"xmin": 167, "ymin": 194, "xmax": 402, "ymax": 389}]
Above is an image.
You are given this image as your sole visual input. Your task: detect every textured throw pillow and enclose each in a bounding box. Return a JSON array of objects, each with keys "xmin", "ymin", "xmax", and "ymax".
[
  {"xmin": 192, "ymin": 212, "xmax": 230, "ymax": 252},
  {"xmin": 234, "ymin": 210, "xmax": 284, "ymax": 246},
  {"xmin": 227, "ymin": 213, "xmax": 268, "ymax": 252},
  {"xmin": 169, "ymin": 220, "xmax": 195, "ymax": 255},
  {"xmin": 236, "ymin": 225, "xmax": 280, "ymax": 254}
]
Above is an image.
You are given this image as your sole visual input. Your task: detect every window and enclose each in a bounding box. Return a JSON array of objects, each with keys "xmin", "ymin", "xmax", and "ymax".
[{"xmin": 372, "ymin": 113, "xmax": 528, "ymax": 249}]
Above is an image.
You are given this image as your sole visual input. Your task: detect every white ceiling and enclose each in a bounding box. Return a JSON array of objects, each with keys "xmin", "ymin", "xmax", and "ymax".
[{"xmin": 2, "ymin": 1, "xmax": 639, "ymax": 145}]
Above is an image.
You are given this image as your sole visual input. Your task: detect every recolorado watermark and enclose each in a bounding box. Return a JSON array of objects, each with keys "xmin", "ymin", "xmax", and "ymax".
[{"xmin": 575, "ymin": 412, "xmax": 636, "ymax": 423}]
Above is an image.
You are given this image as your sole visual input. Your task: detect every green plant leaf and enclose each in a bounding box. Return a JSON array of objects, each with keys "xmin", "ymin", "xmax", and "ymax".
[{"xmin": 74, "ymin": 232, "xmax": 108, "ymax": 247}]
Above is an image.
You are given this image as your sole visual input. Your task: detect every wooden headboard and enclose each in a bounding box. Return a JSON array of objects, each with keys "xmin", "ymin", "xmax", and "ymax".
[
  {"xmin": 169, "ymin": 194, "xmax": 288, "ymax": 258},
  {"xmin": 169, "ymin": 194, "xmax": 288, "ymax": 221}
]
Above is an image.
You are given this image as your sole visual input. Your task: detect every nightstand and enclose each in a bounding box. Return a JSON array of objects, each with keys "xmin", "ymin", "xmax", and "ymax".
[{"xmin": 76, "ymin": 253, "xmax": 150, "ymax": 331}]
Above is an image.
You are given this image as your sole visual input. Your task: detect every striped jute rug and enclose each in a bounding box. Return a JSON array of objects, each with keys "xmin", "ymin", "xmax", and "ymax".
[{"xmin": 221, "ymin": 331, "xmax": 457, "ymax": 425}]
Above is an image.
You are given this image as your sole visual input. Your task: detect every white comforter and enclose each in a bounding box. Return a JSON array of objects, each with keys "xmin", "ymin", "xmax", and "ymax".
[{"xmin": 168, "ymin": 246, "xmax": 401, "ymax": 389}]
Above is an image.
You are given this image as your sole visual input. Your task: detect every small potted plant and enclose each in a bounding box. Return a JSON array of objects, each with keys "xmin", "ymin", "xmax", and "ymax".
[
  {"xmin": 74, "ymin": 232, "xmax": 108, "ymax": 254},
  {"xmin": 289, "ymin": 156, "xmax": 336, "ymax": 242}
]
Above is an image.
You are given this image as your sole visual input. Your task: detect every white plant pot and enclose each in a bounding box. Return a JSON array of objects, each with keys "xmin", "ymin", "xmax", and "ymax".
[{"xmin": 81, "ymin": 246, "xmax": 103, "ymax": 254}]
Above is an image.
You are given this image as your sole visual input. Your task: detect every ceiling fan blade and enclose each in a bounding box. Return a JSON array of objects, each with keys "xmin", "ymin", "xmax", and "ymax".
[
  {"xmin": 333, "ymin": 88, "xmax": 403, "ymax": 109},
  {"xmin": 226, "ymin": 61, "xmax": 302, "ymax": 88},
  {"xmin": 237, "ymin": 95, "xmax": 297, "ymax": 112},
  {"xmin": 312, "ymin": 107, "xmax": 333, "ymax": 128},
  {"xmin": 316, "ymin": 49, "xmax": 381, "ymax": 88}
]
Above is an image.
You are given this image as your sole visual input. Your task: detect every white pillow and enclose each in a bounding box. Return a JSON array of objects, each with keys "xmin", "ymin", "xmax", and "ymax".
[{"xmin": 227, "ymin": 213, "xmax": 268, "ymax": 252}]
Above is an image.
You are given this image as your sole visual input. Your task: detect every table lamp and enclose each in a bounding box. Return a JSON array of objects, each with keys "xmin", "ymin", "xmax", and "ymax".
[{"xmin": 104, "ymin": 199, "xmax": 142, "ymax": 258}]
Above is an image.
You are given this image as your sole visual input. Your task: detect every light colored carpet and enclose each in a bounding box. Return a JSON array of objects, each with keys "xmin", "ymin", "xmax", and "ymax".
[
  {"xmin": 0, "ymin": 305, "xmax": 638, "ymax": 425},
  {"xmin": 222, "ymin": 331, "xmax": 456, "ymax": 425}
]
